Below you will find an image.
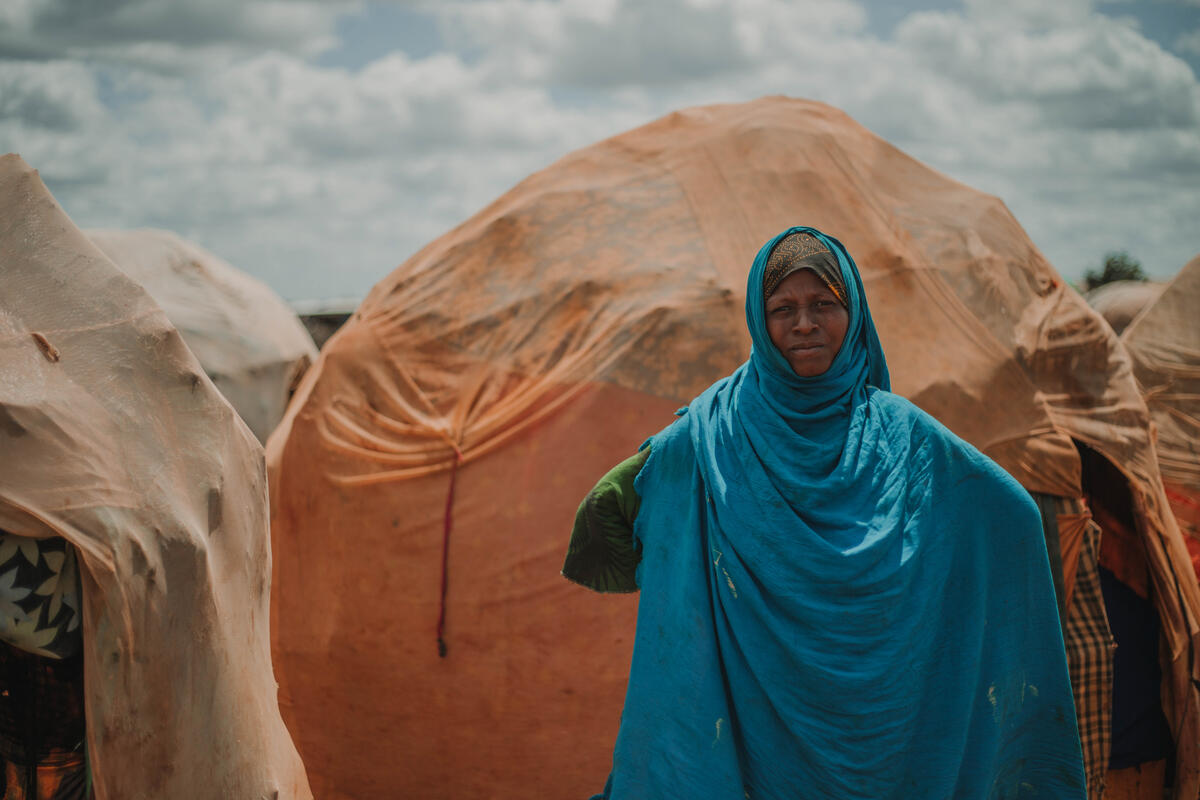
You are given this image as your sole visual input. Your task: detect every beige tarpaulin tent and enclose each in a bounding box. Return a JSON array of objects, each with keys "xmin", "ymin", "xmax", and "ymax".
[
  {"xmin": 87, "ymin": 228, "xmax": 318, "ymax": 443},
  {"xmin": 267, "ymin": 97, "xmax": 1200, "ymax": 798},
  {"xmin": 1087, "ymin": 280, "xmax": 1165, "ymax": 336},
  {"xmin": 1122, "ymin": 256, "xmax": 1200, "ymax": 575},
  {"xmin": 0, "ymin": 155, "xmax": 312, "ymax": 799}
]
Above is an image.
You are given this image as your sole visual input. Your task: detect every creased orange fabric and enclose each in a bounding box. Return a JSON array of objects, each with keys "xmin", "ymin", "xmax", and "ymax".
[
  {"xmin": 1095, "ymin": 502, "xmax": 1151, "ymax": 601},
  {"xmin": 267, "ymin": 97, "xmax": 1200, "ymax": 798},
  {"xmin": 1165, "ymin": 482, "xmax": 1200, "ymax": 578},
  {"xmin": 0, "ymin": 154, "xmax": 312, "ymax": 800},
  {"xmin": 1122, "ymin": 257, "xmax": 1200, "ymax": 574}
]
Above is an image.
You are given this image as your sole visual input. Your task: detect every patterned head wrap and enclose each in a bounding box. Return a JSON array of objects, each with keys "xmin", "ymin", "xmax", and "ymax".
[{"xmin": 762, "ymin": 232, "xmax": 848, "ymax": 306}]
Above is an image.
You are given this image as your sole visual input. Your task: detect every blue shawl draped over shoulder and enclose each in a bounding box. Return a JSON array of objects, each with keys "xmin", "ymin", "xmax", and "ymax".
[{"xmin": 596, "ymin": 228, "xmax": 1086, "ymax": 799}]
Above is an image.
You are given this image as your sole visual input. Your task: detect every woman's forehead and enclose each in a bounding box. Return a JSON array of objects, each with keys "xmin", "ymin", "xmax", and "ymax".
[{"xmin": 769, "ymin": 268, "xmax": 838, "ymax": 297}]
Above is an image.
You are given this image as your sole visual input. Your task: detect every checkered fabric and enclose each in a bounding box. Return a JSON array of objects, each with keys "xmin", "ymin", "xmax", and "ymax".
[{"xmin": 1058, "ymin": 496, "xmax": 1114, "ymax": 800}]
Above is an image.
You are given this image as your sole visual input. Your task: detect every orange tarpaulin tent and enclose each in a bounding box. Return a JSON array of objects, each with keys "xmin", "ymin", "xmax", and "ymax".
[
  {"xmin": 87, "ymin": 228, "xmax": 318, "ymax": 444},
  {"xmin": 1121, "ymin": 255, "xmax": 1200, "ymax": 576},
  {"xmin": 0, "ymin": 154, "xmax": 312, "ymax": 799},
  {"xmin": 267, "ymin": 97, "xmax": 1200, "ymax": 798},
  {"xmin": 1086, "ymin": 279, "xmax": 1165, "ymax": 336}
]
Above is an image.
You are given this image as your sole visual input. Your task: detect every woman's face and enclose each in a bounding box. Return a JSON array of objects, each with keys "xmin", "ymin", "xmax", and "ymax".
[{"xmin": 765, "ymin": 269, "xmax": 849, "ymax": 377}]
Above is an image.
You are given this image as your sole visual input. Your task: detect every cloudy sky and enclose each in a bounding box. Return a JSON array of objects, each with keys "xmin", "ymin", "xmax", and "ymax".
[{"xmin": 2, "ymin": 0, "xmax": 1198, "ymax": 303}]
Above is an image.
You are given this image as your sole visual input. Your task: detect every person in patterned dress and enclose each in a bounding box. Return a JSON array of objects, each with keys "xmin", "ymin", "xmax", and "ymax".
[{"xmin": 0, "ymin": 530, "xmax": 87, "ymax": 800}]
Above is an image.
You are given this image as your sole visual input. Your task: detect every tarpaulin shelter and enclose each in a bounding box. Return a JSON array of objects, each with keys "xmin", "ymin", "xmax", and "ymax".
[
  {"xmin": 266, "ymin": 97, "xmax": 1200, "ymax": 798},
  {"xmin": 292, "ymin": 298, "xmax": 360, "ymax": 350},
  {"xmin": 87, "ymin": 228, "xmax": 318, "ymax": 443},
  {"xmin": 1120, "ymin": 256, "xmax": 1200, "ymax": 576},
  {"xmin": 0, "ymin": 154, "xmax": 312, "ymax": 799},
  {"xmin": 1087, "ymin": 280, "xmax": 1165, "ymax": 336}
]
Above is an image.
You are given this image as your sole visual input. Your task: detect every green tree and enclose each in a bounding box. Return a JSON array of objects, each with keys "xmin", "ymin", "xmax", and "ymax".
[{"xmin": 1084, "ymin": 251, "xmax": 1147, "ymax": 291}]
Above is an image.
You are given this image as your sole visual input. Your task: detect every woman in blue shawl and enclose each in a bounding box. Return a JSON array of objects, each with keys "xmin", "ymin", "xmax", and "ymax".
[{"xmin": 562, "ymin": 227, "xmax": 1086, "ymax": 799}]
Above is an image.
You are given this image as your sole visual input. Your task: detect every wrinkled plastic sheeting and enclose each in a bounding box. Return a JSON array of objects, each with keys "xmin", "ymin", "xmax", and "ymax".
[
  {"xmin": 87, "ymin": 228, "xmax": 317, "ymax": 444},
  {"xmin": 266, "ymin": 97, "xmax": 1200, "ymax": 799},
  {"xmin": 1123, "ymin": 255, "xmax": 1200, "ymax": 573},
  {"xmin": 0, "ymin": 154, "xmax": 312, "ymax": 799},
  {"xmin": 1087, "ymin": 279, "xmax": 1165, "ymax": 336}
]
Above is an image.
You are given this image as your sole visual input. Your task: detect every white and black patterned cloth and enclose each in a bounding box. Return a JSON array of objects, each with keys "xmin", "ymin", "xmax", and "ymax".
[{"xmin": 0, "ymin": 532, "xmax": 81, "ymax": 660}]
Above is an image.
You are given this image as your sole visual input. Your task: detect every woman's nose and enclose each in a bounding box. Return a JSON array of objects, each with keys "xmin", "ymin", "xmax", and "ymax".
[{"xmin": 793, "ymin": 310, "xmax": 818, "ymax": 333}]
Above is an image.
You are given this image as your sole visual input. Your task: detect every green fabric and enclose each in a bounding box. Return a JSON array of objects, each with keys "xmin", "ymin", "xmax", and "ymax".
[{"xmin": 562, "ymin": 448, "xmax": 649, "ymax": 593}]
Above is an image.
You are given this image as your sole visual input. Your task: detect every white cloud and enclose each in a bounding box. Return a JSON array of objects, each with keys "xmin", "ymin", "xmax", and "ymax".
[
  {"xmin": 0, "ymin": 35, "xmax": 653, "ymax": 298},
  {"xmin": 0, "ymin": 0, "xmax": 353, "ymax": 67},
  {"xmin": 550, "ymin": 0, "xmax": 752, "ymax": 87},
  {"xmin": 1, "ymin": 0, "xmax": 1197, "ymax": 304},
  {"xmin": 433, "ymin": 0, "xmax": 868, "ymax": 88},
  {"xmin": 898, "ymin": 10, "xmax": 1199, "ymax": 128},
  {"xmin": 0, "ymin": 59, "xmax": 105, "ymax": 130},
  {"xmin": 962, "ymin": 0, "xmax": 1095, "ymax": 29}
]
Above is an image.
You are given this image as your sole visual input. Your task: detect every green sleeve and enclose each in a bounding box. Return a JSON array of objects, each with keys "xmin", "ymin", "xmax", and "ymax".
[{"xmin": 561, "ymin": 447, "xmax": 650, "ymax": 593}]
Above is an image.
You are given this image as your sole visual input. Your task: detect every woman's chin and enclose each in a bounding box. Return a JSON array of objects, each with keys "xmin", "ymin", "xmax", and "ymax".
[{"xmin": 787, "ymin": 352, "xmax": 831, "ymax": 377}]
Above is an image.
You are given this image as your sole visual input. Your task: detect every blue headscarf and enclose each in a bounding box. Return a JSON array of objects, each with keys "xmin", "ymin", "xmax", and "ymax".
[
  {"xmin": 747, "ymin": 227, "xmax": 888, "ymax": 406},
  {"xmin": 594, "ymin": 227, "xmax": 1086, "ymax": 799},
  {"xmin": 739, "ymin": 227, "xmax": 888, "ymax": 478}
]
